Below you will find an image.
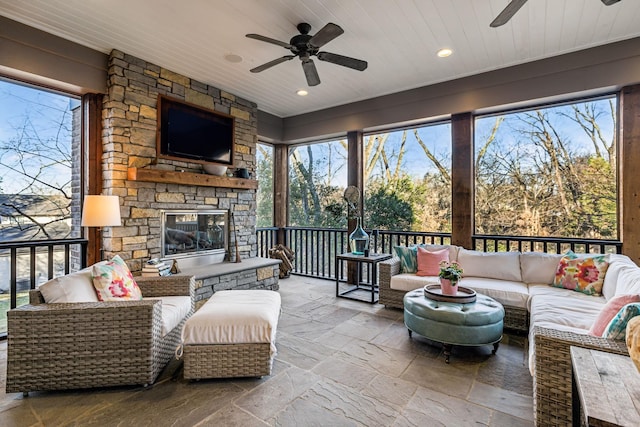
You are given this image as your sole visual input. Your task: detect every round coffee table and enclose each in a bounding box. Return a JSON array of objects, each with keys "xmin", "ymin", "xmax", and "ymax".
[{"xmin": 403, "ymin": 288, "xmax": 505, "ymax": 363}]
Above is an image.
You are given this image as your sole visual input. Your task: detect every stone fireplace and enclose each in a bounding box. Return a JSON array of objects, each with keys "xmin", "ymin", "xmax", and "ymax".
[{"xmin": 100, "ymin": 49, "xmax": 259, "ymax": 273}]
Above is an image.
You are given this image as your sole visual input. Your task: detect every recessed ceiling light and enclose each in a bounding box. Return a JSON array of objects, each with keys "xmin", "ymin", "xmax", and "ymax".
[
  {"xmin": 296, "ymin": 89, "xmax": 308, "ymax": 96},
  {"xmin": 437, "ymin": 48, "xmax": 453, "ymax": 58},
  {"xmin": 224, "ymin": 53, "xmax": 243, "ymax": 63}
]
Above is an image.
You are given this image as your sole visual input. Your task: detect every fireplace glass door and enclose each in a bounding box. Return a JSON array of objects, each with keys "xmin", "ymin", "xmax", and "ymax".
[{"xmin": 162, "ymin": 210, "xmax": 227, "ymax": 258}]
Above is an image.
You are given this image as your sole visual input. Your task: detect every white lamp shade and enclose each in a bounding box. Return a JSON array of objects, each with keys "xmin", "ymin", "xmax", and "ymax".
[{"xmin": 81, "ymin": 195, "xmax": 122, "ymax": 227}]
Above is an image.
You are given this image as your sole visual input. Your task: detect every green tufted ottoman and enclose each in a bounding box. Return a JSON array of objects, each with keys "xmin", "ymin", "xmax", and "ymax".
[{"xmin": 403, "ymin": 288, "xmax": 505, "ymax": 363}]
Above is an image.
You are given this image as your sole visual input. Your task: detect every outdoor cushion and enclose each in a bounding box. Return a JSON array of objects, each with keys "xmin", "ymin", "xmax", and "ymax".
[
  {"xmin": 143, "ymin": 295, "xmax": 191, "ymax": 337},
  {"xmin": 459, "ymin": 277, "xmax": 529, "ymax": 309},
  {"xmin": 611, "ymin": 261, "xmax": 640, "ymax": 298},
  {"xmin": 520, "ymin": 252, "xmax": 563, "ymax": 284},
  {"xmin": 418, "ymin": 244, "xmax": 460, "ymax": 263},
  {"xmin": 390, "ymin": 273, "xmax": 438, "ymax": 292},
  {"xmin": 602, "ymin": 254, "xmax": 638, "ymax": 300},
  {"xmin": 181, "ymin": 290, "xmax": 281, "ymax": 355},
  {"xmin": 589, "ymin": 294, "xmax": 640, "ymax": 337},
  {"xmin": 552, "ymin": 251, "xmax": 609, "ymax": 295},
  {"xmin": 603, "ymin": 303, "xmax": 640, "ymax": 340},
  {"xmin": 416, "ymin": 247, "xmax": 449, "ymax": 276},
  {"xmin": 457, "ymin": 248, "xmax": 522, "ymax": 282},
  {"xmin": 393, "ymin": 246, "xmax": 418, "ymax": 274},
  {"xmin": 38, "ymin": 266, "xmax": 100, "ymax": 303},
  {"xmin": 91, "ymin": 255, "xmax": 143, "ymax": 301}
]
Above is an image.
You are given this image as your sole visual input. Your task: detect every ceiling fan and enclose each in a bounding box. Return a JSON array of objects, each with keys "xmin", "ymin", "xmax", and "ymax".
[
  {"xmin": 246, "ymin": 22, "xmax": 368, "ymax": 87},
  {"xmin": 490, "ymin": 0, "xmax": 621, "ymax": 28}
]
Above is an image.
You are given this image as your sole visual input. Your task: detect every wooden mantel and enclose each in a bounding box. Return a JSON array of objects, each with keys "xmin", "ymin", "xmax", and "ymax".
[{"xmin": 127, "ymin": 167, "xmax": 258, "ymax": 190}]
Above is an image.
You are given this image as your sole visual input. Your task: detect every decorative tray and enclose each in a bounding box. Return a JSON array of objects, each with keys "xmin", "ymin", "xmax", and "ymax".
[{"xmin": 423, "ymin": 284, "xmax": 477, "ymax": 303}]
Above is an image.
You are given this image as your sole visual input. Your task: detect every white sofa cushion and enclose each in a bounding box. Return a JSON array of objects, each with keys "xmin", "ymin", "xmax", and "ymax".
[
  {"xmin": 457, "ymin": 249, "xmax": 522, "ymax": 282},
  {"xmin": 144, "ymin": 295, "xmax": 191, "ymax": 337},
  {"xmin": 390, "ymin": 273, "xmax": 438, "ymax": 292},
  {"xmin": 459, "ymin": 277, "xmax": 529, "ymax": 309},
  {"xmin": 527, "ymin": 287, "xmax": 606, "ymax": 374},
  {"xmin": 181, "ymin": 290, "xmax": 281, "ymax": 355},
  {"xmin": 601, "ymin": 254, "xmax": 636, "ymax": 300},
  {"xmin": 38, "ymin": 266, "xmax": 99, "ymax": 303},
  {"xmin": 600, "ymin": 254, "xmax": 640, "ymax": 299},
  {"xmin": 520, "ymin": 252, "xmax": 563, "ymax": 284}
]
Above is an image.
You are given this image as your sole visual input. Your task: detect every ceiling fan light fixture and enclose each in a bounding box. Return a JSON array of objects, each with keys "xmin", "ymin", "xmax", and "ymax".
[
  {"xmin": 437, "ymin": 48, "xmax": 453, "ymax": 58},
  {"xmin": 296, "ymin": 89, "xmax": 308, "ymax": 96},
  {"xmin": 246, "ymin": 22, "xmax": 367, "ymax": 86}
]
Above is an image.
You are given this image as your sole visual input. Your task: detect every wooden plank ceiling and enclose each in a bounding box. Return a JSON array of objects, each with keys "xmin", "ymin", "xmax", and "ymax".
[{"xmin": 0, "ymin": 0, "xmax": 639, "ymax": 118}]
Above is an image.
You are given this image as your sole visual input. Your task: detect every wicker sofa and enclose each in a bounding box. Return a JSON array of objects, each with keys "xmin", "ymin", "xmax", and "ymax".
[
  {"xmin": 379, "ymin": 246, "xmax": 637, "ymax": 426},
  {"xmin": 5, "ymin": 274, "xmax": 195, "ymax": 395}
]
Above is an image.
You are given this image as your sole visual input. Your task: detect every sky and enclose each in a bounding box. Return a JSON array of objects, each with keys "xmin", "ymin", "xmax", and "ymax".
[{"xmin": 0, "ymin": 79, "xmax": 79, "ymax": 195}]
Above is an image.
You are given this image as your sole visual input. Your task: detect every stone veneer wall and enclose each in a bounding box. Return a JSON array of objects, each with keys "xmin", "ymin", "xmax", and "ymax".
[{"xmin": 101, "ymin": 50, "xmax": 258, "ymax": 272}]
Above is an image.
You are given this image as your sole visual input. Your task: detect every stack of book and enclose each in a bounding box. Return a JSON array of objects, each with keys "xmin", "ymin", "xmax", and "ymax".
[{"xmin": 141, "ymin": 259, "xmax": 172, "ymax": 277}]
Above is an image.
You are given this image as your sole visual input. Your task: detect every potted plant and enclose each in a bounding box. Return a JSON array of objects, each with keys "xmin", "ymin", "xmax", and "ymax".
[{"xmin": 439, "ymin": 261, "xmax": 463, "ymax": 295}]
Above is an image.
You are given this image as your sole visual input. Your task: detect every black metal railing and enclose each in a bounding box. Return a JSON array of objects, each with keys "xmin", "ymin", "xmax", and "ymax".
[
  {"xmin": 0, "ymin": 238, "xmax": 88, "ymax": 337},
  {"xmin": 256, "ymin": 227, "xmax": 452, "ymax": 282},
  {"xmin": 256, "ymin": 227, "xmax": 623, "ymax": 282},
  {"xmin": 473, "ymin": 234, "xmax": 621, "ymax": 254}
]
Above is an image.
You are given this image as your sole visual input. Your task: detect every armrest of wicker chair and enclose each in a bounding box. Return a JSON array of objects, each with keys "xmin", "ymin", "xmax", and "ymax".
[
  {"xmin": 379, "ymin": 257, "xmax": 403, "ymax": 308},
  {"xmin": 6, "ymin": 299, "xmax": 163, "ymax": 394},
  {"xmin": 532, "ymin": 326, "xmax": 629, "ymax": 426},
  {"xmin": 135, "ymin": 274, "xmax": 195, "ymax": 296}
]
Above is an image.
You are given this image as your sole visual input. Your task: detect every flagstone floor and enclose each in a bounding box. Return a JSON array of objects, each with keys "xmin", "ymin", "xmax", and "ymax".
[{"xmin": 0, "ymin": 276, "xmax": 534, "ymax": 426}]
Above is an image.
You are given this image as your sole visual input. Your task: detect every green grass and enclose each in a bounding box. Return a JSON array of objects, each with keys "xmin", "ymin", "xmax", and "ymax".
[{"xmin": 0, "ymin": 293, "xmax": 31, "ymax": 334}]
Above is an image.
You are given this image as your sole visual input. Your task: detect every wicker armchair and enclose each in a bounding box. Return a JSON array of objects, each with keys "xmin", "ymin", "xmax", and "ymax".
[
  {"xmin": 533, "ymin": 326, "xmax": 628, "ymax": 426},
  {"xmin": 5, "ymin": 274, "xmax": 195, "ymax": 395}
]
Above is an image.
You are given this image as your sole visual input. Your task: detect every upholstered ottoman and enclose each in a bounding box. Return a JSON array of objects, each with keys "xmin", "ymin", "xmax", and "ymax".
[
  {"xmin": 403, "ymin": 288, "xmax": 504, "ymax": 363},
  {"xmin": 181, "ymin": 290, "xmax": 281, "ymax": 379}
]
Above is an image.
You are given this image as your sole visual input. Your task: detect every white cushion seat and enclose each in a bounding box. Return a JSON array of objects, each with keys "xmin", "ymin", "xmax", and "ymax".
[
  {"xmin": 459, "ymin": 277, "xmax": 529, "ymax": 309},
  {"xmin": 143, "ymin": 296, "xmax": 191, "ymax": 337},
  {"xmin": 390, "ymin": 273, "xmax": 439, "ymax": 292},
  {"xmin": 527, "ymin": 286, "xmax": 606, "ymax": 373},
  {"xmin": 182, "ymin": 290, "xmax": 281, "ymax": 355}
]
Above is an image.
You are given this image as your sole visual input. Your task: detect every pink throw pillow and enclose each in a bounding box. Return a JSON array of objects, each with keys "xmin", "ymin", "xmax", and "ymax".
[
  {"xmin": 416, "ymin": 247, "xmax": 449, "ymax": 277},
  {"xmin": 589, "ymin": 294, "xmax": 640, "ymax": 337}
]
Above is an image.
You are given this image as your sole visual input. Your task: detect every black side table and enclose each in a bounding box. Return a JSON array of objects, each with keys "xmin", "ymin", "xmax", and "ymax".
[{"xmin": 335, "ymin": 252, "xmax": 392, "ymax": 303}]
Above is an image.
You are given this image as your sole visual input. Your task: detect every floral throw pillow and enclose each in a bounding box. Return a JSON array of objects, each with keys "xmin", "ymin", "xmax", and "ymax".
[
  {"xmin": 393, "ymin": 246, "xmax": 418, "ymax": 274},
  {"xmin": 92, "ymin": 255, "xmax": 142, "ymax": 301},
  {"xmin": 552, "ymin": 251, "xmax": 609, "ymax": 296}
]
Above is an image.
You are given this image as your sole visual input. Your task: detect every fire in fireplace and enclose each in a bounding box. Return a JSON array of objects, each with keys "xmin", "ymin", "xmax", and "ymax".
[{"xmin": 161, "ymin": 210, "xmax": 227, "ymax": 268}]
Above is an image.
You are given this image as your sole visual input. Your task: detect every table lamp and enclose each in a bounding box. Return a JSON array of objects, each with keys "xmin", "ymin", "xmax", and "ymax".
[{"xmin": 81, "ymin": 195, "xmax": 122, "ymax": 260}]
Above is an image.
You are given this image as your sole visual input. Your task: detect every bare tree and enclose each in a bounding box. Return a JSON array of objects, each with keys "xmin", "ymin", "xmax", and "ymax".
[{"xmin": 0, "ymin": 87, "xmax": 75, "ymax": 240}]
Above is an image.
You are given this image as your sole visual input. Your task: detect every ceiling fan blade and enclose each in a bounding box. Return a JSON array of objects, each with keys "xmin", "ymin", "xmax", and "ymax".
[
  {"xmin": 308, "ymin": 23, "xmax": 344, "ymax": 48},
  {"xmin": 302, "ymin": 58, "xmax": 320, "ymax": 86},
  {"xmin": 601, "ymin": 0, "xmax": 620, "ymax": 5},
  {"xmin": 246, "ymin": 33, "xmax": 292, "ymax": 49},
  {"xmin": 317, "ymin": 52, "xmax": 368, "ymax": 71},
  {"xmin": 490, "ymin": 0, "xmax": 528, "ymax": 28},
  {"xmin": 250, "ymin": 55, "xmax": 295, "ymax": 73}
]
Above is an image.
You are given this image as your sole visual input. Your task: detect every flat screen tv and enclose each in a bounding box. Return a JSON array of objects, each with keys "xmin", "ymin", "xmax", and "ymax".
[{"xmin": 157, "ymin": 95, "xmax": 235, "ymax": 166}]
